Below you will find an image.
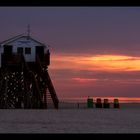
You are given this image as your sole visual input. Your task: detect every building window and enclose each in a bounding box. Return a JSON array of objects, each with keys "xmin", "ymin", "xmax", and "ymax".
[
  {"xmin": 17, "ymin": 47, "xmax": 23, "ymax": 54},
  {"xmin": 25, "ymin": 47, "xmax": 31, "ymax": 54}
]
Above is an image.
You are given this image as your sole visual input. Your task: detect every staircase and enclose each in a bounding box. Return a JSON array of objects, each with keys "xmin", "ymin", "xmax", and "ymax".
[{"xmin": 36, "ymin": 55, "xmax": 59, "ymax": 109}]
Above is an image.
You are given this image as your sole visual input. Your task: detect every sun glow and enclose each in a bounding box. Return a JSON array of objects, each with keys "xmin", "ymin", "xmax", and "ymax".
[
  {"xmin": 89, "ymin": 55, "xmax": 136, "ymax": 61},
  {"xmin": 50, "ymin": 54, "xmax": 140, "ymax": 72}
]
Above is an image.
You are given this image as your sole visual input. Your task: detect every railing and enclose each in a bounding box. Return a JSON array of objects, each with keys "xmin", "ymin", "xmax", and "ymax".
[
  {"xmin": 1, "ymin": 53, "xmax": 22, "ymax": 65},
  {"xmin": 44, "ymin": 53, "xmax": 50, "ymax": 66},
  {"xmin": 36, "ymin": 53, "xmax": 50, "ymax": 66}
]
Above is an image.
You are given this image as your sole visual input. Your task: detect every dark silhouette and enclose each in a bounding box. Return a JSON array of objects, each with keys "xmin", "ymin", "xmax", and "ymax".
[
  {"xmin": 114, "ymin": 99, "xmax": 120, "ymax": 108},
  {"xmin": 95, "ymin": 98, "xmax": 102, "ymax": 108}
]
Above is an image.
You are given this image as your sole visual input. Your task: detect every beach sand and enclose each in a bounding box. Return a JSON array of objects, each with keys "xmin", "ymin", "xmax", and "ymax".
[{"xmin": 0, "ymin": 103, "xmax": 140, "ymax": 133}]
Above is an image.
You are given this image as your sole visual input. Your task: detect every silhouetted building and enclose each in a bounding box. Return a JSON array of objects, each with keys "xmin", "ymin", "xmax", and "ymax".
[
  {"xmin": 95, "ymin": 98, "xmax": 102, "ymax": 108},
  {"xmin": 0, "ymin": 33, "xmax": 59, "ymax": 109},
  {"xmin": 114, "ymin": 99, "xmax": 120, "ymax": 108},
  {"xmin": 87, "ymin": 97, "xmax": 93, "ymax": 108},
  {"xmin": 103, "ymin": 99, "xmax": 110, "ymax": 108}
]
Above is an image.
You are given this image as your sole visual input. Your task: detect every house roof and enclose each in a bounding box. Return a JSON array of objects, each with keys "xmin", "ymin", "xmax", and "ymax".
[
  {"xmin": 0, "ymin": 34, "xmax": 46, "ymax": 47},
  {"xmin": 0, "ymin": 34, "xmax": 24, "ymax": 45}
]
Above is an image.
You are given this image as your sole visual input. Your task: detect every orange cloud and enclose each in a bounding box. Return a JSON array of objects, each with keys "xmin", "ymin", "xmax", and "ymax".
[
  {"xmin": 72, "ymin": 78, "xmax": 97, "ymax": 83},
  {"xmin": 50, "ymin": 54, "xmax": 140, "ymax": 72}
]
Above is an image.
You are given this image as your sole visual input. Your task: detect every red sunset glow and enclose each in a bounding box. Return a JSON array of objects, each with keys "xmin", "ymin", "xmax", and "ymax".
[{"xmin": 49, "ymin": 54, "xmax": 140, "ymax": 101}]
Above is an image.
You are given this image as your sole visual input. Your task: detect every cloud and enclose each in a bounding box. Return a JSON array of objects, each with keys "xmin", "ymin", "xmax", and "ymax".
[
  {"xmin": 50, "ymin": 53, "xmax": 140, "ymax": 72},
  {"xmin": 48, "ymin": 53, "xmax": 140, "ymax": 98},
  {"xmin": 72, "ymin": 78, "xmax": 97, "ymax": 83}
]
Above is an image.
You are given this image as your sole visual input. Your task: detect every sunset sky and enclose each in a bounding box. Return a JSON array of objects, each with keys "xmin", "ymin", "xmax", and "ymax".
[{"xmin": 1, "ymin": 7, "xmax": 140, "ymax": 100}]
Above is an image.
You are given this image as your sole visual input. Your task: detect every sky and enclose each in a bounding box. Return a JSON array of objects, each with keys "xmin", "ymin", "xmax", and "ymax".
[{"xmin": 1, "ymin": 7, "xmax": 140, "ymax": 101}]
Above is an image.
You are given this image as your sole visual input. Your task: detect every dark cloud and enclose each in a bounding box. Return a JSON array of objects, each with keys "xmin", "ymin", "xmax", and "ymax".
[{"xmin": 0, "ymin": 7, "xmax": 140, "ymax": 56}]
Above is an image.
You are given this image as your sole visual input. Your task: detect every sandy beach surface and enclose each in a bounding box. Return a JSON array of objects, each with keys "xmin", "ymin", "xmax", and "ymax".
[{"xmin": 0, "ymin": 103, "xmax": 140, "ymax": 133}]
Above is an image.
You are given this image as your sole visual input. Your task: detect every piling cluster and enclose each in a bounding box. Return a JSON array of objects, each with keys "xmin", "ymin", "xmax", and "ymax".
[{"xmin": 87, "ymin": 97, "xmax": 120, "ymax": 109}]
